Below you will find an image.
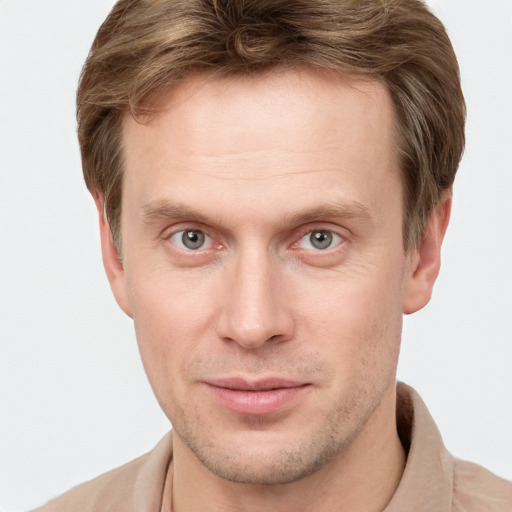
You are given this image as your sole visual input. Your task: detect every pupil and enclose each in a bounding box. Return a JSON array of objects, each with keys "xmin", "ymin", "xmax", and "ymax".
[
  {"xmin": 311, "ymin": 230, "xmax": 332, "ymax": 249},
  {"xmin": 183, "ymin": 230, "xmax": 205, "ymax": 249}
]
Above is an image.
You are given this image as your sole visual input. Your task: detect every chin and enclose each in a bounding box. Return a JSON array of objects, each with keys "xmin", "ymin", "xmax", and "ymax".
[
  {"xmin": 190, "ymin": 435, "xmax": 342, "ymax": 485},
  {"xmin": 174, "ymin": 399, "xmax": 372, "ymax": 486}
]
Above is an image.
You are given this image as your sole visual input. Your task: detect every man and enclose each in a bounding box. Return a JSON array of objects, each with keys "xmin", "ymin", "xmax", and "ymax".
[{"xmin": 34, "ymin": 0, "xmax": 511, "ymax": 510}]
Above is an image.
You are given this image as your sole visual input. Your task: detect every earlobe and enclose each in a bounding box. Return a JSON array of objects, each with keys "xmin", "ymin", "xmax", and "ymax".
[
  {"xmin": 94, "ymin": 195, "xmax": 133, "ymax": 318},
  {"xmin": 402, "ymin": 191, "xmax": 452, "ymax": 315}
]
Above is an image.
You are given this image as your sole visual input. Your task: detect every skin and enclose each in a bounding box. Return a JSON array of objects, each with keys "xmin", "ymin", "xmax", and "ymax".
[{"xmin": 97, "ymin": 68, "xmax": 451, "ymax": 511}]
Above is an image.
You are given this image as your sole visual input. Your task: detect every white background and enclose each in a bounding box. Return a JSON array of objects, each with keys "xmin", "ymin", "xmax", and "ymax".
[{"xmin": 1, "ymin": 1, "xmax": 510, "ymax": 510}]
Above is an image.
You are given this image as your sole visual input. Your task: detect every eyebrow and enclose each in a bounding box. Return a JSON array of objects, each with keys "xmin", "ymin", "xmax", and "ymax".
[
  {"xmin": 141, "ymin": 200, "xmax": 218, "ymax": 225},
  {"xmin": 288, "ymin": 202, "xmax": 373, "ymax": 226},
  {"xmin": 140, "ymin": 199, "xmax": 373, "ymax": 226}
]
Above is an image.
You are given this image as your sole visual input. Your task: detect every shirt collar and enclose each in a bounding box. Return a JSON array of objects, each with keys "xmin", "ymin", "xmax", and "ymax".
[{"xmin": 384, "ymin": 382, "xmax": 454, "ymax": 511}]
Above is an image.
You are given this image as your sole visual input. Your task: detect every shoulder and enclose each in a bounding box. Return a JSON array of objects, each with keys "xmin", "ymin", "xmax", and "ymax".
[
  {"xmin": 452, "ymin": 458, "xmax": 512, "ymax": 512},
  {"xmin": 32, "ymin": 453, "xmax": 148, "ymax": 512},
  {"xmin": 392, "ymin": 383, "xmax": 511, "ymax": 512},
  {"xmin": 32, "ymin": 433, "xmax": 173, "ymax": 512}
]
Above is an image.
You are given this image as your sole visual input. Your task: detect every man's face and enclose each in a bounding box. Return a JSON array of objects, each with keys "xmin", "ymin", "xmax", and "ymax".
[{"xmin": 111, "ymin": 69, "xmax": 416, "ymax": 484}]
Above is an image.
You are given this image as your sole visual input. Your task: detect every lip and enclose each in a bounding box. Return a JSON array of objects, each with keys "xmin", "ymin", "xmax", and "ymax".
[{"xmin": 204, "ymin": 377, "xmax": 310, "ymax": 416}]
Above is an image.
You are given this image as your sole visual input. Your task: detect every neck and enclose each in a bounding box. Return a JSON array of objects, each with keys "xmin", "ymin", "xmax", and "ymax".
[{"xmin": 168, "ymin": 383, "xmax": 405, "ymax": 512}]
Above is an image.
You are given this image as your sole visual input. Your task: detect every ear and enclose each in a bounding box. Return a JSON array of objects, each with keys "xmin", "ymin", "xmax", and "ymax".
[
  {"xmin": 94, "ymin": 195, "xmax": 133, "ymax": 318},
  {"xmin": 402, "ymin": 191, "xmax": 452, "ymax": 315}
]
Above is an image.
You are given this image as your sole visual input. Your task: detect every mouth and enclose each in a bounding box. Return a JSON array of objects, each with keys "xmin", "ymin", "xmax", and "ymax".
[{"xmin": 203, "ymin": 377, "xmax": 311, "ymax": 416}]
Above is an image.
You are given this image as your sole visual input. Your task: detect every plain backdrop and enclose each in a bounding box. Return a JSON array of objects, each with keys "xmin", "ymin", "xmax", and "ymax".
[{"xmin": 1, "ymin": 1, "xmax": 511, "ymax": 510}]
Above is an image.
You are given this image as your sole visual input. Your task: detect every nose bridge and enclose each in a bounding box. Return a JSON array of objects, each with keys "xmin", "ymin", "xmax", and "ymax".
[{"xmin": 217, "ymin": 242, "xmax": 293, "ymax": 348}]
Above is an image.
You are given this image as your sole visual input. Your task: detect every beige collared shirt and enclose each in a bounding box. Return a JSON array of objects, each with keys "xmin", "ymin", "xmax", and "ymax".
[{"xmin": 35, "ymin": 383, "xmax": 512, "ymax": 511}]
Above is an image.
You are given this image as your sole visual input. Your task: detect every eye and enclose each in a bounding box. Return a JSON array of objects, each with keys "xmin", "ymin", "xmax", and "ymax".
[
  {"xmin": 298, "ymin": 230, "xmax": 343, "ymax": 250},
  {"xmin": 169, "ymin": 229, "xmax": 213, "ymax": 251}
]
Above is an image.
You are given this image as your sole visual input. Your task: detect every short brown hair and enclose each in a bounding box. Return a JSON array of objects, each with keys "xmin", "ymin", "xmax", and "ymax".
[{"xmin": 77, "ymin": 0, "xmax": 465, "ymax": 249}]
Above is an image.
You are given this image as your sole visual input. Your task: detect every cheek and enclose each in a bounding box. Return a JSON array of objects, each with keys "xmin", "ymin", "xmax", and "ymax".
[
  {"xmin": 295, "ymin": 264, "xmax": 405, "ymax": 380},
  {"xmin": 125, "ymin": 246, "xmax": 406, "ymax": 414},
  {"xmin": 127, "ymin": 270, "xmax": 219, "ymax": 398}
]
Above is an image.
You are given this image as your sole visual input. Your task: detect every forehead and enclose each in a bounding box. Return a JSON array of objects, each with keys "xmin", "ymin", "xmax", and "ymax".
[
  {"xmin": 125, "ymin": 69, "xmax": 395, "ymax": 158},
  {"xmin": 120, "ymin": 68, "xmax": 400, "ymax": 226}
]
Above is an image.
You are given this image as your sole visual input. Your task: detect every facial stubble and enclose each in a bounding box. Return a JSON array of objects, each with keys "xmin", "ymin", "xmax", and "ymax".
[{"xmin": 169, "ymin": 372, "xmax": 386, "ymax": 486}]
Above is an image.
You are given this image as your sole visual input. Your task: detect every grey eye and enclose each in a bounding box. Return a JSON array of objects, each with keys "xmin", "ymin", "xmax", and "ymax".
[
  {"xmin": 309, "ymin": 230, "xmax": 333, "ymax": 249},
  {"xmin": 182, "ymin": 230, "xmax": 206, "ymax": 249},
  {"xmin": 298, "ymin": 230, "xmax": 343, "ymax": 250},
  {"xmin": 170, "ymin": 230, "xmax": 212, "ymax": 250}
]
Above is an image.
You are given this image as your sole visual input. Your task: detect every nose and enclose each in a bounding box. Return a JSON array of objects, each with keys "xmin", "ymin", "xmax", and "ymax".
[{"xmin": 215, "ymin": 247, "xmax": 295, "ymax": 349}]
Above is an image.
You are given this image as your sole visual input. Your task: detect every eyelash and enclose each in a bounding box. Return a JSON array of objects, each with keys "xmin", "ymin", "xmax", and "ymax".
[
  {"xmin": 164, "ymin": 225, "xmax": 346, "ymax": 255},
  {"xmin": 294, "ymin": 228, "xmax": 345, "ymax": 252},
  {"xmin": 169, "ymin": 229, "xmax": 214, "ymax": 251},
  {"xmin": 164, "ymin": 225, "xmax": 221, "ymax": 254}
]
